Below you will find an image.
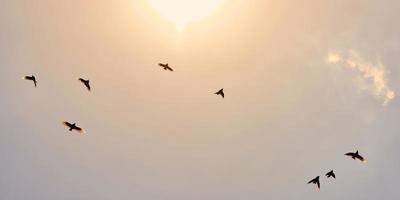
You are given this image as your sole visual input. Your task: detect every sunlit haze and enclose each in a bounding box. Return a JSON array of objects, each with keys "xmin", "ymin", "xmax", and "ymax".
[
  {"xmin": 1, "ymin": 0, "xmax": 400, "ymax": 200},
  {"xmin": 147, "ymin": 0, "xmax": 225, "ymax": 30}
]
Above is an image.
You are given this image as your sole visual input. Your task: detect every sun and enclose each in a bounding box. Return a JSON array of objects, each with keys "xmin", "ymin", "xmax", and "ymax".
[{"xmin": 147, "ymin": 0, "xmax": 225, "ymax": 31}]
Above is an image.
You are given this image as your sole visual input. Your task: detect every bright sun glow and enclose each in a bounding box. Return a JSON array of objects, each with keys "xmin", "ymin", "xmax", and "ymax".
[{"xmin": 148, "ymin": 0, "xmax": 225, "ymax": 31}]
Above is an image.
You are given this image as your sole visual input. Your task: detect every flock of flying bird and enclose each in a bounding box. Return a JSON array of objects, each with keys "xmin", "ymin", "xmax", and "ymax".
[
  {"xmin": 307, "ymin": 150, "xmax": 366, "ymax": 190},
  {"xmin": 22, "ymin": 63, "xmax": 225, "ymax": 133},
  {"xmin": 23, "ymin": 63, "xmax": 363, "ymax": 191}
]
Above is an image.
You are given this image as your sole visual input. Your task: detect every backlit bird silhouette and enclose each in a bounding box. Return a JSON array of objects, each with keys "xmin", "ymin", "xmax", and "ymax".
[
  {"xmin": 23, "ymin": 75, "xmax": 37, "ymax": 87},
  {"xmin": 62, "ymin": 121, "xmax": 85, "ymax": 133},
  {"xmin": 345, "ymin": 150, "xmax": 366, "ymax": 162},
  {"xmin": 215, "ymin": 88, "xmax": 224, "ymax": 98},
  {"xmin": 325, "ymin": 170, "xmax": 336, "ymax": 179},
  {"xmin": 307, "ymin": 176, "xmax": 320, "ymax": 190},
  {"xmin": 159, "ymin": 63, "xmax": 174, "ymax": 71},
  {"xmin": 78, "ymin": 78, "xmax": 91, "ymax": 91}
]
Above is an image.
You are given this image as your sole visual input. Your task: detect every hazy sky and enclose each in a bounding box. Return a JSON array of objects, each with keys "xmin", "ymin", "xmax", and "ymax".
[{"xmin": 1, "ymin": 0, "xmax": 400, "ymax": 199}]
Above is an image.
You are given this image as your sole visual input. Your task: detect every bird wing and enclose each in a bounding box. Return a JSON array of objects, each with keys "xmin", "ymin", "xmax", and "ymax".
[
  {"xmin": 307, "ymin": 178, "xmax": 315, "ymax": 184},
  {"xmin": 332, "ymin": 173, "xmax": 336, "ymax": 179},
  {"xmin": 345, "ymin": 152, "xmax": 355, "ymax": 157},
  {"xmin": 84, "ymin": 82, "xmax": 91, "ymax": 91},
  {"xmin": 356, "ymin": 155, "xmax": 365, "ymax": 162},
  {"xmin": 23, "ymin": 76, "xmax": 33, "ymax": 80},
  {"xmin": 325, "ymin": 172, "xmax": 330, "ymax": 177},
  {"xmin": 76, "ymin": 126, "xmax": 86, "ymax": 134},
  {"xmin": 74, "ymin": 126, "xmax": 82, "ymax": 130},
  {"xmin": 62, "ymin": 121, "xmax": 72, "ymax": 128},
  {"xmin": 78, "ymin": 78, "xmax": 85, "ymax": 82},
  {"xmin": 166, "ymin": 66, "xmax": 174, "ymax": 71},
  {"xmin": 317, "ymin": 180, "xmax": 320, "ymax": 189}
]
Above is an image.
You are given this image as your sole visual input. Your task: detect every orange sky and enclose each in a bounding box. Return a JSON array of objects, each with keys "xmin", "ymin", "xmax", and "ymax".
[{"xmin": 0, "ymin": 0, "xmax": 400, "ymax": 199}]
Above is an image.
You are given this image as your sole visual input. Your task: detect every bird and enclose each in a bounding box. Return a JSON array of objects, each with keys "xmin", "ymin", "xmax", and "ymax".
[
  {"xmin": 78, "ymin": 78, "xmax": 91, "ymax": 91},
  {"xmin": 159, "ymin": 63, "xmax": 174, "ymax": 71},
  {"xmin": 307, "ymin": 176, "xmax": 320, "ymax": 190},
  {"xmin": 345, "ymin": 150, "xmax": 366, "ymax": 162},
  {"xmin": 215, "ymin": 88, "xmax": 224, "ymax": 98},
  {"xmin": 325, "ymin": 170, "xmax": 336, "ymax": 179},
  {"xmin": 23, "ymin": 75, "xmax": 37, "ymax": 87},
  {"xmin": 62, "ymin": 121, "xmax": 85, "ymax": 133}
]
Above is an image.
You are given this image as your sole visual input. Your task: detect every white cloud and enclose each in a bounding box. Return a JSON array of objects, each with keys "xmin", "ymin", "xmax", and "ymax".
[
  {"xmin": 327, "ymin": 52, "xmax": 342, "ymax": 64},
  {"xmin": 326, "ymin": 50, "xmax": 395, "ymax": 105}
]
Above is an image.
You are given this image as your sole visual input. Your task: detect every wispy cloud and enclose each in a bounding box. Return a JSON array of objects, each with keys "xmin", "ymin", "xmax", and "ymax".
[{"xmin": 326, "ymin": 50, "xmax": 395, "ymax": 105}]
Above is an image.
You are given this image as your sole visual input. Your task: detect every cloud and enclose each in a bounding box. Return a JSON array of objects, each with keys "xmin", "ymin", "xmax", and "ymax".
[
  {"xmin": 326, "ymin": 50, "xmax": 395, "ymax": 105},
  {"xmin": 327, "ymin": 53, "xmax": 342, "ymax": 64}
]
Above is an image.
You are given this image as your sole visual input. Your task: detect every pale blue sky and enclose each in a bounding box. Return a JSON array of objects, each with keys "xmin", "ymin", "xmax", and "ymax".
[{"xmin": 1, "ymin": 0, "xmax": 399, "ymax": 199}]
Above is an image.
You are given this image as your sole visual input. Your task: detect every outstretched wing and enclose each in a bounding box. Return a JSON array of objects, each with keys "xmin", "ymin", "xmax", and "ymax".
[
  {"xmin": 23, "ymin": 76, "xmax": 33, "ymax": 81},
  {"xmin": 317, "ymin": 180, "xmax": 320, "ymax": 189},
  {"xmin": 307, "ymin": 178, "xmax": 315, "ymax": 184},
  {"xmin": 356, "ymin": 155, "xmax": 365, "ymax": 162},
  {"xmin": 345, "ymin": 152, "xmax": 355, "ymax": 157},
  {"xmin": 74, "ymin": 126, "xmax": 85, "ymax": 133},
  {"xmin": 332, "ymin": 173, "xmax": 336, "ymax": 179},
  {"xmin": 84, "ymin": 82, "xmax": 91, "ymax": 91},
  {"xmin": 62, "ymin": 121, "xmax": 72, "ymax": 128},
  {"xmin": 166, "ymin": 66, "xmax": 174, "ymax": 71}
]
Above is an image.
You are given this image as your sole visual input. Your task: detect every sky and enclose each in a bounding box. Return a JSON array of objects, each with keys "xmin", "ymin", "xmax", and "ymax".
[{"xmin": 1, "ymin": 0, "xmax": 400, "ymax": 199}]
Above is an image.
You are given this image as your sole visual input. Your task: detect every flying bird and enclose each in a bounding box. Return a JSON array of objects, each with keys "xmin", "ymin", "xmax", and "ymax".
[
  {"xmin": 215, "ymin": 88, "xmax": 224, "ymax": 98},
  {"xmin": 307, "ymin": 176, "xmax": 320, "ymax": 190},
  {"xmin": 159, "ymin": 63, "xmax": 174, "ymax": 71},
  {"xmin": 62, "ymin": 121, "xmax": 85, "ymax": 133},
  {"xmin": 325, "ymin": 170, "xmax": 336, "ymax": 179},
  {"xmin": 23, "ymin": 75, "xmax": 37, "ymax": 87},
  {"xmin": 78, "ymin": 78, "xmax": 91, "ymax": 91},
  {"xmin": 345, "ymin": 150, "xmax": 366, "ymax": 162}
]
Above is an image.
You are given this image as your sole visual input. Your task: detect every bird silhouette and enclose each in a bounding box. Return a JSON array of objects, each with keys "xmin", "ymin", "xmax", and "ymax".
[
  {"xmin": 62, "ymin": 121, "xmax": 85, "ymax": 133},
  {"xmin": 215, "ymin": 88, "xmax": 224, "ymax": 98},
  {"xmin": 159, "ymin": 63, "xmax": 174, "ymax": 71},
  {"xmin": 78, "ymin": 78, "xmax": 91, "ymax": 91},
  {"xmin": 345, "ymin": 150, "xmax": 366, "ymax": 162},
  {"xmin": 325, "ymin": 170, "xmax": 336, "ymax": 179},
  {"xmin": 307, "ymin": 176, "xmax": 320, "ymax": 190},
  {"xmin": 23, "ymin": 75, "xmax": 37, "ymax": 87}
]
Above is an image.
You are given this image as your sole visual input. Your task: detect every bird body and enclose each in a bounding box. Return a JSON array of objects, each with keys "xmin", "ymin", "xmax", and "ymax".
[
  {"xmin": 345, "ymin": 150, "xmax": 365, "ymax": 162},
  {"xmin": 159, "ymin": 63, "xmax": 174, "ymax": 71},
  {"xmin": 78, "ymin": 78, "xmax": 91, "ymax": 91},
  {"xmin": 325, "ymin": 170, "xmax": 336, "ymax": 179},
  {"xmin": 215, "ymin": 88, "xmax": 224, "ymax": 98},
  {"xmin": 307, "ymin": 176, "xmax": 320, "ymax": 189},
  {"xmin": 23, "ymin": 75, "xmax": 37, "ymax": 87},
  {"xmin": 62, "ymin": 121, "xmax": 85, "ymax": 133}
]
